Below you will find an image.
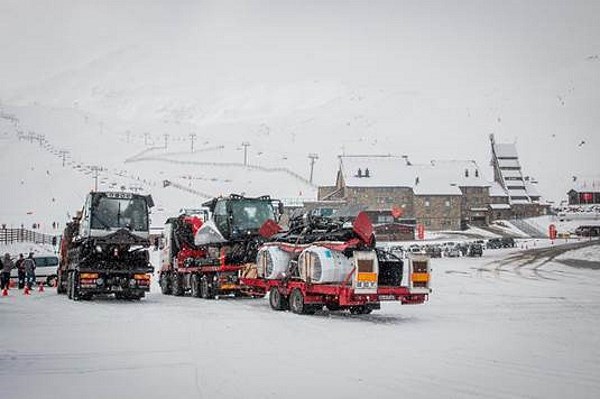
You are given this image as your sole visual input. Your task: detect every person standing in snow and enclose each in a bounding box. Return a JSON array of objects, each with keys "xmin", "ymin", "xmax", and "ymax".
[
  {"xmin": 15, "ymin": 253, "xmax": 25, "ymax": 289},
  {"xmin": 23, "ymin": 253, "xmax": 36, "ymax": 289},
  {"xmin": 1, "ymin": 253, "xmax": 15, "ymax": 290}
]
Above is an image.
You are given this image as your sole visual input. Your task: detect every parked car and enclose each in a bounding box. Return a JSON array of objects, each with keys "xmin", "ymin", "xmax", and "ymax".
[
  {"xmin": 10, "ymin": 254, "xmax": 59, "ymax": 287},
  {"xmin": 425, "ymin": 244, "xmax": 442, "ymax": 258},
  {"xmin": 486, "ymin": 238, "xmax": 503, "ymax": 249},
  {"xmin": 466, "ymin": 243, "xmax": 483, "ymax": 257},
  {"xmin": 444, "ymin": 244, "xmax": 462, "ymax": 258},
  {"xmin": 500, "ymin": 237, "xmax": 516, "ymax": 248},
  {"xmin": 574, "ymin": 225, "xmax": 600, "ymax": 237},
  {"xmin": 408, "ymin": 244, "xmax": 425, "ymax": 255}
]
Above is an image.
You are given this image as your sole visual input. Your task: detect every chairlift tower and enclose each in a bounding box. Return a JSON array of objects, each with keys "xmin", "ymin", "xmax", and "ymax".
[
  {"xmin": 242, "ymin": 142, "xmax": 250, "ymax": 166},
  {"xmin": 308, "ymin": 153, "xmax": 319, "ymax": 184}
]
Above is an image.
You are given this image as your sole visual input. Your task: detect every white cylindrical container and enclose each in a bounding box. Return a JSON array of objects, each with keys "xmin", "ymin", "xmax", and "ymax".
[
  {"xmin": 298, "ymin": 245, "xmax": 354, "ymax": 284},
  {"xmin": 256, "ymin": 246, "xmax": 291, "ymax": 279}
]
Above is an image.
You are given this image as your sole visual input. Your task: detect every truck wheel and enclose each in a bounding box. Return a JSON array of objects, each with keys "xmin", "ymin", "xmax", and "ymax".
[
  {"xmin": 57, "ymin": 274, "xmax": 66, "ymax": 294},
  {"xmin": 46, "ymin": 275, "xmax": 57, "ymax": 288},
  {"xmin": 191, "ymin": 274, "xmax": 201, "ymax": 298},
  {"xmin": 71, "ymin": 272, "xmax": 80, "ymax": 301},
  {"xmin": 269, "ymin": 287, "xmax": 288, "ymax": 311},
  {"xmin": 200, "ymin": 275, "xmax": 215, "ymax": 299},
  {"xmin": 67, "ymin": 273, "xmax": 73, "ymax": 299},
  {"xmin": 172, "ymin": 272, "xmax": 184, "ymax": 297},
  {"xmin": 159, "ymin": 273, "xmax": 172, "ymax": 295},
  {"xmin": 290, "ymin": 288, "xmax": 315, "ymax": 315}
]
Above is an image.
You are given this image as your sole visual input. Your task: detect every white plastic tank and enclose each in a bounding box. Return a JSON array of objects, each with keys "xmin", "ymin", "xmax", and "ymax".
[
  {"xmin": 298, "ymin": 245, "xmax": 354, "ymax": 284},
  {"xmin": 256, "ymin": 246, "xmax": 291, "ymax": 279}
]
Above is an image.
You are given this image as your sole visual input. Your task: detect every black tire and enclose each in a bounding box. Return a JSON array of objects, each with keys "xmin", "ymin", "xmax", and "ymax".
[
  {"xmin": 172, "ymin": 272, "xmax": 184, "ymax": 296},
  {"xmin": 325, "ymin": 303, "xmax": 342, "ymax": 311},
  {"xmin": 57, "ymin": 273, "xmax": 66, "ymax": 294},
  {"xmin": 46, "ymin": 275, "xmax": 57, "ymax": 288},
  {"xmin": 71, "ymin": 271, "xmax": 80, "ymax": 301},
  {"xmin": 200, "ymin": 275, "xmax": 215, "ymax": 299},
  {"xmin": 269, "ymin": 287, "xmax": 288, "ymax": 311},
  {"xmin": 191, "ymin": 274, "xmax": 201, "ymax": 298},
  {"xmin": 67, "ymin": 273, "xmax": 73, "ymax": 299},
  {"xmin": 159, "ymin": 272, "xmax": 172, "ymax": 295},
  {"xmin": 290, "ymin": 288, "xmax": 311, "ymax": 315},
  {"xmin": 350, "ymin": 306, "xmax": 373, "ymax": 315}
]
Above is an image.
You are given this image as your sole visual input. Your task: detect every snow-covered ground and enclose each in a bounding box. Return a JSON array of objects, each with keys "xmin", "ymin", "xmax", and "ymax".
[{"xmin": 1, "ymin": 241, "xmax": 599, "ymax": 399}]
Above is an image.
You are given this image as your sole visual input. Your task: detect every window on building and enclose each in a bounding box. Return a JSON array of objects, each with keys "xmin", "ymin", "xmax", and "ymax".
[
  {"xmin": 377, "ymin": 215, "xmax": 394, "ymax": 224},
  {"xmin": 445, "ymin": 200, "xmax": 451, "ymax": 207},
  {"xmin": 425, "ymin": 201, "xmax": 430, "ymax": 207},
  {"xmin": 465, "ymin": 169, "xmax": 469, "ymax": 178}
]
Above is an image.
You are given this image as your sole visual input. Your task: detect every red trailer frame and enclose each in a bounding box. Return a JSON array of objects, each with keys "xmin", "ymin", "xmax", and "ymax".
[{"xmin": 240, "ymin": 256, "xmax": 430, "ymax": 315}]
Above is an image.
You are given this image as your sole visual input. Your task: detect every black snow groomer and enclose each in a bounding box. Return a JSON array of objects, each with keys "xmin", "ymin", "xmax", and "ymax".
[{"xmin": 57, "ymin": 191, "xmax": 155, "ymax": 300}]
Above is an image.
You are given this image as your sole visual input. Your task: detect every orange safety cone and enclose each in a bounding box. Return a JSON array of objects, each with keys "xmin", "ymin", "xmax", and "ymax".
[
  {"xmin": 23, "ymin": 285, "xmax": 31, "ymax": 295},
  {"xmin": 38, "ymin": 282, "xmax": 45, "ymax": 292},
  {"xmin": 1, "ymin": 287, "xmax": 8, "ymax": 297}
]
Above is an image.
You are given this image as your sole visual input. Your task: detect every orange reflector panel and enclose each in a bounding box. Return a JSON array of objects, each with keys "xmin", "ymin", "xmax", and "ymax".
[
  {"xmin": 411, "ymin": 273, "xmax": 430, "ymax": 283},
  {"xmin": 134, "ymin": 274, "xmax": 151, "ymax": 280},
  {"xmin": 357, "ymin": 272, "xmax": 377, "ymax": 282},
  {"xmin": 80, "ymin": 273, "xmax": 99, "ymax": 279},
  {"xmin": 219, "ymin": 283, "xmax": 237, "ymax": 290}
]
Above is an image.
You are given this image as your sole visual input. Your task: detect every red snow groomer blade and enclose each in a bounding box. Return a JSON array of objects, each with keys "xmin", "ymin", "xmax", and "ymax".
[
  {"xmin": 259, "ymin": 219, "xmax": 282, "ymax": 238},
  {"xmin": 352, "ymin": 211, "xmax": 374, "ymax": 245}
]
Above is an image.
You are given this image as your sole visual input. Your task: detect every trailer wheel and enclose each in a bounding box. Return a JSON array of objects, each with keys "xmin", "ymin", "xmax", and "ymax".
[
  {"xmin": 325, "ymin": 303, "xmax": 342, "ymax": 311},
  {"xmin": 172, "ymin": 272, "xmax": 184, "ymax": 296},
  {"xmin": 350, "ymin": 306, "xmax": 373, "ymax": 315},
  {"xmin": 191, "ymin": 274, "xmax": 201, "ymax": 298},
  {"xmin": 269, "ymin": 287, "xmax": 288, "ymax": 311},
  {"xmin": 200, "ymin": 275, "xmax": 215, "ymax": 299},
  {"xmin": 290, "ymin": 288, "xmax": 315, "ymax": 315},
  {"xmin": 159, "ymin": 272, "xmax": 172, "ymax": 295}
]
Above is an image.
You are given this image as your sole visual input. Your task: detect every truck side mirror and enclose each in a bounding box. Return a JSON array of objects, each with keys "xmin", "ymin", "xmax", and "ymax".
[
  {"xmin": 146, "ymin": 195, "xmax": 155, "ymax": 208},
  {"xmin": 278, "ymin": 202, "xmax": 285, "ymax": 216}
]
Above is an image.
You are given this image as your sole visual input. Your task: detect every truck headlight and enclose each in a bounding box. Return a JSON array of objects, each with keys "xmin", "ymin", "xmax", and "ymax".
[
  {"xmin": 95, "ymin": 245, "xmax": 103, "ymax": 253},
  {"xmin": 96, "ymin": 278, "xmax": 104, "ymax": 286}
]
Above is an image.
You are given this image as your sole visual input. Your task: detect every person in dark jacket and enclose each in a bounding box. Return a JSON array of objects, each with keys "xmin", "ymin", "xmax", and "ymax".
[
  {"xmin": 15, "ymin": 253, "xmax": 25, "ymax": 289},
  {"xmin": 1, "ymin": 253, "xmax": 15, "ymax": 290},
  {"xmin": 22, "ymin": 253, "xmax": 36, "ymax": 289}
]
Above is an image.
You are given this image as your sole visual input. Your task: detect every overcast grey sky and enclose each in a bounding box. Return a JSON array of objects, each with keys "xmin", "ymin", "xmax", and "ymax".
[{"xmin": 1, "ymin": 1, "xmax": 597, "ymax": 90}]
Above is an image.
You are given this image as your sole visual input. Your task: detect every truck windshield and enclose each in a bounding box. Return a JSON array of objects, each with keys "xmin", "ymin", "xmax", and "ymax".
[
  {"xmin": 91, "ymin": 195, "xmax": 148, "ymax": 231},
  {"xmin": 230, "ymin": 200, "xmax": 275, "ymax": 231}
]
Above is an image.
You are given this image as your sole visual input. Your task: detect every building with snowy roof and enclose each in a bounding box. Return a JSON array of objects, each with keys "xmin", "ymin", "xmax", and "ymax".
[
  {"xmin": 317, "ymin": 155, "xmax": 492, "ymax": 232},
  {"xmin": 568, "ymin": 176, "xmax": 600, "ymax": 205}
]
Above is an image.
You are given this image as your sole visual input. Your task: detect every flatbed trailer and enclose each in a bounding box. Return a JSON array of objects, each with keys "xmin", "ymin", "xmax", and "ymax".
[
  {"xmin": 159, "ymin": 260, "xmax": 251, "ymax": 299},
  {"xmin": 240, "ymin": 255, "xmax": 431, "ymax": 315}
]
